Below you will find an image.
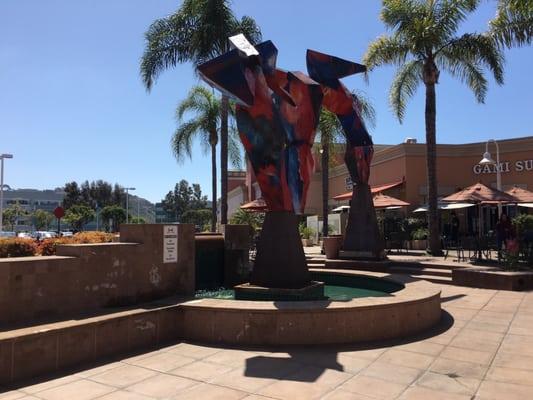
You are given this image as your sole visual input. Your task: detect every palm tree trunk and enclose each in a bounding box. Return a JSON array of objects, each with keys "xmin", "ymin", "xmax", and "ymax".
[
  {"xmin": 425, "ymin": 82, "xmax": 442, "ymax": 255},
  {"xmin": 321, "ymin": 143, "xmax": 330, "ymax": 239},
  {"xmin": 211, "ymin": 142, "xmax": 217, "ymax": 232},
  {"xmin": 220, "ymin": 95, "xmax": 229, "ymax": 226}
]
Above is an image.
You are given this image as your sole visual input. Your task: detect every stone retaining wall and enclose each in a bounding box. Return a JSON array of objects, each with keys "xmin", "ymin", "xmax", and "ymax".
[{"xmin": 0, "ymin": 224, "xmax": 195, "ymax": 326}]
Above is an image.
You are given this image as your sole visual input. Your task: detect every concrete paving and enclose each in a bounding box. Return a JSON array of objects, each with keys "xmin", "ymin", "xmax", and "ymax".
[{"xmin": 2, "ymin": 282, "xmax": 533, "ymax": 400}]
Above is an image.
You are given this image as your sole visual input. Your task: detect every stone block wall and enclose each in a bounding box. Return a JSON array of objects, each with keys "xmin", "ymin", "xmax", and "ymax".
[{"xmin": 0, "ymin": 224, "xmax": 195, "ymax": 326}]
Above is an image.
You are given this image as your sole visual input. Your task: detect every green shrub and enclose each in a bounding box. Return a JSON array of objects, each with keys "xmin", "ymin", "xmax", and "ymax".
[
  {"xmin": 299, "ymin": 223, "xmax": 315, "ymax": 239},
  {"xmin": 513, "ymin": 214, "xmax": 533, "ymax": 236},
  {"xmin": 411, "ymin": 227, "xmax": 429, "ymax": 240},
  {"xmin": 0, "ymin": 238, "xmax": 37, "ymax": 258}
]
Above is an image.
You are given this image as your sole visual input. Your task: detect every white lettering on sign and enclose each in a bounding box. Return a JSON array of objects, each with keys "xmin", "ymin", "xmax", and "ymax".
[
  {"xmin": 473, "ymin": 159, "xmax": 532, "ymax": 174},
  {"xmin": 163, "ymin": 225, "xmax": 178, "ymax": 263},
  {"xmin": 229, "ymin": 34, "xmax": 259, "ymax": 56}
]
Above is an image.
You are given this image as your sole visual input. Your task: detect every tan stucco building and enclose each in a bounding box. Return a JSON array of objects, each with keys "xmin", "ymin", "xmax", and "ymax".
[{"xmin": 227, "ymin": 136, "xmax": 533, "ymax": 218}]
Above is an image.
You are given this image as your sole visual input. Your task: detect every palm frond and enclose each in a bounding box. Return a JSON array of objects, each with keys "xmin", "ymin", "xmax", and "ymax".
[
  {"xmin": 140, "ymin": 12, "xmax": 194, "ymax": 91},
  {"xmin": 439, "ymin": 58, "xmax": 487, "ymax": 103},
  {"xmin": 176, "ymin": 86, "xmax": 215, "ymax": 120},
  {"xmin": 490, "ymin": 0, "xmax": 533, "ymax": 48},
  {"xmin": 363, "ymin": 34, "xmax": 410, "ymax": 69},
  {"xmin": 234, "ymin": 16, "xmax": 262, "ymax": 45},
  {"xmin": 228, "ymin": 125, "xmax": 243, "ymax": 168},
  {"xmin": 171, "ymin": 120, "xmax": 202, "ymax": 163},
  {"xmin": 353, "ymin": 90, "xmax": 377, "ymax": 129},
  {"xmin": 438, "ymin": 33, "xmax": 505, "ymax": 85},
  {"xmin": 434, "ymin": 0, "xmax": 479, "ymax": 42},
  {"xmin": 317, "ymin": 109, "xmax": 344, "ymax": 146},
  {"xmin": 389, "ymin": 60, "xmax": 422, "ymax": 123}
]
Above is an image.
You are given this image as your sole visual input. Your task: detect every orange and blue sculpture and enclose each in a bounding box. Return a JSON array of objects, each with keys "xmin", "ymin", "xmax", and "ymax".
[
  {"xmin": 198, "ymin": 37, "xmax": 323, "ymax": 291},
  {"xmin": 197, "ymin": 36, "xmax": 382, "ymax": 296},
  {"xmin": 307, "ymin": 50, "xmax": 384, "ymax": 259}
]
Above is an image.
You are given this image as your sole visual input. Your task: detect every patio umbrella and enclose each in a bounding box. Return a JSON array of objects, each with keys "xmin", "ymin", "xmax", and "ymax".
[
  {"xmin": 506, "ymin": 186, "xmax": 533, "ymax": 203},
  {"xmin": 332, "ymin": 179, "xmax": 405, "ymax": 201},
  {"xmin": 442, "ymin": 182, "xmax": 517, "ymax": 204},
  {"xmin": 372, "ymin": 193, "xmax": 410, "ymax": 209},
  {"xmin": 240, "ymin": 198, "xmax": 268, "ymax": 212},
  {"xmin": 442, "ymin": 183, "xmax": 518, "ymax": 249}
]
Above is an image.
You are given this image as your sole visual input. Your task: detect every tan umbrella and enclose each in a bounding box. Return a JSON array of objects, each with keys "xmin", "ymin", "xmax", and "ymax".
[
  {"xmin": 442, "ymin": 182, "xmax": 517, "ymax": 204},
  {"xmin": 373, "ymin": 193, "xmax": 410, "ymax": 209},
  {"xmin": 443, "ymin": 183, "xmax": 517, "ymax": 248},
  {"xmin": 505, "ymin": 186, "xmax": 533, "ymax": 203},
  {"xmin": 332, "ymin": 179, "xmax": 405, "ymax": 201},
  {"xmin": 240, "ymin": 198, "xmax": 268, "ymax": 212}
]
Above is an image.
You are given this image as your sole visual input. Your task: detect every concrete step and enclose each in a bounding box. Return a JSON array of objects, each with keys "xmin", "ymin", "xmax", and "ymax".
[
  {"xmin": 408, "ymin": 274, "xmax": 453, "ymax": 285},
  {"xmin": 389, "ymin": 266, "xmax": 453, "ymax": 277}
]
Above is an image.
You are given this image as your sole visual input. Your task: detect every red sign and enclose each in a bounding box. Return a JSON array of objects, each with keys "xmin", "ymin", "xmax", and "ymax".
[{"xmin": 54, "ymin": 206, "xmax": 65, "ymax": 219}]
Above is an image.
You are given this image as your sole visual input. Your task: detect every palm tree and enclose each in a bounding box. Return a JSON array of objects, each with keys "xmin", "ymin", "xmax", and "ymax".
[
  {"xmin": 490, "ymin": 0, "xmax": 533, "ymax": 48},
  {"xmin": 173, "ymin": 85, "xmax": 241, "ymax": 231},
  {"xmin": 363, "ymin": 0, "xmax": 504, "ymax": 254},
  {"xmin": 317, "ymin": 92, "xmax": 376, "ymax": 240},
  {"xmin": 140, "ymin": 0, "xmax": 261, "ymax": 228}
]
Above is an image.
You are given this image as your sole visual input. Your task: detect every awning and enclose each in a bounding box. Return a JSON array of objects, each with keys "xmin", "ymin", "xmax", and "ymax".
[
  {"xmin": 333, "ymin": 179, "xmax": 405, "ymax": 201},
  {"xmin": 518, "ymin": 203, "xmax": 533, "ymax": 209},
  {"xmin": 413, "ymin": 203, "xmax": 476, "ymax": 213}
]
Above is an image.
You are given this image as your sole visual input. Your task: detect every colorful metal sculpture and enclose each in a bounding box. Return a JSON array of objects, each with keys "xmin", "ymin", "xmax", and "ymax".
[
  {"xmin": 199, "ymin": 40, "xmax": 321, "ymax": 214},
  {"xmin": 307, "ymin": 50, "xmax": 384, "ymax": 259},
  {"xmin": 198, "ymin": 37, "xmax": 324, "ymax": 289}
]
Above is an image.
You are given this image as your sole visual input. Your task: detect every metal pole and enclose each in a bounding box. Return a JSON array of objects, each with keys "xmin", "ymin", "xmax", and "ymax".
[
  {"xmin": 0, "ymin": 157, "xmax": 4, "ymax": 233},
  {"xmin": 126, "ymin": 189, "xmax": 129, "ymax": 224},
  {"xmin": 137, "ymin": 197, "xmax": 140, "ymax": 223},
  {"xmin": 494, "ymin": 140, "xmax": 502, "ymax": 218}
]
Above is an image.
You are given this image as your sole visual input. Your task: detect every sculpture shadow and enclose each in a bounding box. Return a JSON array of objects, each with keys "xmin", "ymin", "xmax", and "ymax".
[{"xmin": 242, "ymin": 309, "xmax": 454, "ymax": 382}]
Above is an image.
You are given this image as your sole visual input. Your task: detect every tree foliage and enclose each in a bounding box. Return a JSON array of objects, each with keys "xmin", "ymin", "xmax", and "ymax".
[
  {"xmin": 64, "ymin": 205, "xmax": 95, "ymax": 231},
  {"xmin": 62, "ymin": 180, "xmax": 125, "ymax": 210},
  {"xmin": 33, "ymin": 209, "xmax": 54, "ymax": 230},
  {"xmin": 161, "ymin": 180, "xmax": 208, "ymax": 223},
  {"xmin": 364, "ymin": 0, "xmax": 504, "ymax": 122},
  {"xmin": 100, "ymin": 205, "xmax": 127, "ymax": 232},
  {"xmin": 2, "ymin": 202, "xmax": 28, "ymax": 230},
  {"xmin": 490, "ymin": 0, "xmax": 533, "ymax": 48}
]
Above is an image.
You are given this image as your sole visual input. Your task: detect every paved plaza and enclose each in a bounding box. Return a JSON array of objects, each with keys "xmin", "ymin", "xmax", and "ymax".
[{"xmin": 2, "ymin": 281, "xmax": 533, "ymax": 400}]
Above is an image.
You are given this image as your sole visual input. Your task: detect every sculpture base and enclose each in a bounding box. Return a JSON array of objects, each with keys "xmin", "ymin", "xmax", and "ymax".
[
  {"xmin": 234, "ymin": 281, "xmax": 325, "ymax": 301},
  {"xmin": 339, "ymin": 250, "xmax": 387, "ymax": 261},
  {"xmin": 343, "ymin": 183, "xmax": 385, "ymax": 258},
  {"xmin": 251, "ymin": 211, "xmax": 310, "ymax": 288}
]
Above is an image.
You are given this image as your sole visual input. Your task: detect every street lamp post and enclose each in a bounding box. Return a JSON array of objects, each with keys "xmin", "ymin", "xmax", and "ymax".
[
  {"xmin": 0, "ymin": 154, "xmax": 14, "ymax": 234},
  {"xmin": 478, "ymin": 139, "xmax": 502, "ymax": 218},
  {"xmin": 125, "ymin": 187, "xmax": 136, "ymax": 224}
]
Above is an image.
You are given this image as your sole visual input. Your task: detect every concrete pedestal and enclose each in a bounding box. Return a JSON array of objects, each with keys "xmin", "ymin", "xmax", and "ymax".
[
  {"xmin": 251, "ymin": 211, "xmax": 310, "ymax": 288},
  {"xmin": 343, "ymin": 183, "xmax": 385, "ymax": 260}
]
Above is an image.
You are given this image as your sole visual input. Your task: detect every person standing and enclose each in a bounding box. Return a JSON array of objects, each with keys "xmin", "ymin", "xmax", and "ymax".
[{"xmin": 450, "ymin": 211, "xmax": 460, "ymax": 245}]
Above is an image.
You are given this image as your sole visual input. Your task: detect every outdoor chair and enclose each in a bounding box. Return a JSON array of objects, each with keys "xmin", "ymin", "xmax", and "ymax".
[
  {"xmin": 443, "ymin": 236, "xmax": 466, "ymax": 262},
  {"xmin": 386, "ymin": 231, "xmax": 407, "ymax": 254}
]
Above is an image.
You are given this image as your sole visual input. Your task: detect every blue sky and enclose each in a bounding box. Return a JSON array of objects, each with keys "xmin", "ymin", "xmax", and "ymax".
[{"xmin": 1, "ymin": 0, "xmax": 531, "ymax": 203}]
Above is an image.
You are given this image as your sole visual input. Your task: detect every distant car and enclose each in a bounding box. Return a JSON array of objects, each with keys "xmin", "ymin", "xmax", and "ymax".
[
  {"xmin": 0, "ymin": 231, "xmax": 16, "ymax": 238},
  {"xmin": 17, "ymin": 232, "xmax": 32, "ymax": 238},
  {"xmin": 61, "ymin": 231, "xmax": 73, "ymax": 237},
  {"xmin": 35, "ymin": 231, "xmax": 57, "ymax": 239}
]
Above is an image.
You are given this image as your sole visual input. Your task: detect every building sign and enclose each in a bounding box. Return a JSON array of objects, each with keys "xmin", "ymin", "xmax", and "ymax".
[
  {"xmin": 345, "ymin": 176, "xmax": 353, "ymax": 190},
  {"xmin": 163, "ymin": 225, "xmax": 178, "ymax": 263},
  {"xmin": 473, "ymin": 159, "xmax": 533, "ymax": 175}
]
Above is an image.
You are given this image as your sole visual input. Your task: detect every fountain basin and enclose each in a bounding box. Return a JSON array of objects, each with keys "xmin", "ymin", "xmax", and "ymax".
[{"xmin": 181, "ymin": 270, "xmax": 441, "ymax": 345}]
